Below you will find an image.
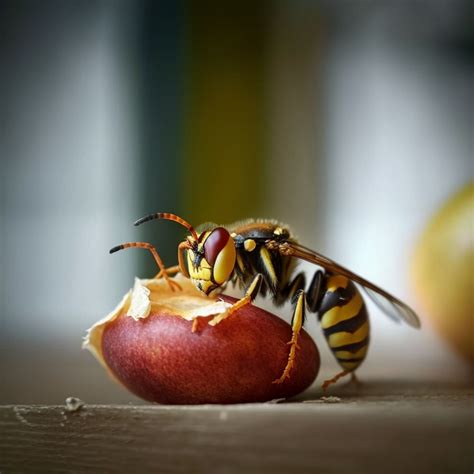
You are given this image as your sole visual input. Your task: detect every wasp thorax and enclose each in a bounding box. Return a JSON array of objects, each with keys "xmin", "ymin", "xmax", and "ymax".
[{"xmin": 187, "ymin": 227, "xmax": 236, "ymax": 295}]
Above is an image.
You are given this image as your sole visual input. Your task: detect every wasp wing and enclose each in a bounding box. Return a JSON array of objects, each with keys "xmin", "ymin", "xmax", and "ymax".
[
  {"xmin": 285, "ymin": 242, "xmax": 421, "ymax": 328},
  {"xmin": 359, "ymin": 286, "xmax": 420, "ymax": 327}
]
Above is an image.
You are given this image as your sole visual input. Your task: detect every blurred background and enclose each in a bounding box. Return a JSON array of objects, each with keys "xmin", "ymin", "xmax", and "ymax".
[{"xmin": 1, "ymin": 0, "xmax": 472, "ymax": 403}]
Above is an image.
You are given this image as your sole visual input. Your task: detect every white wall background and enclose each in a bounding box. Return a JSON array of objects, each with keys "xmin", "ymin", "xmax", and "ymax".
[{"xmin": 1, "ymin": 2, "xmax": 140, "ymax": 344}]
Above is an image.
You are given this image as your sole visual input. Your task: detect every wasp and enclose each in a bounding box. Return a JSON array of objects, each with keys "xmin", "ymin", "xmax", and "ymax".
[{"xmin": 110, "ymin": 212, "xmax": 421, "ymax": 388}]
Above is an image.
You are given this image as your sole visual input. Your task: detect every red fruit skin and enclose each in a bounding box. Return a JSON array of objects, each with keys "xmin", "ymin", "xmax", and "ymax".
[{"xmin": 102, "ymin": 296, "xmax": 319, "ymax": 404}]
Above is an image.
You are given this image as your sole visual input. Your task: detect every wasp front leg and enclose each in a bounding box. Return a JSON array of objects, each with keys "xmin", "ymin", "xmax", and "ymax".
[
  {"xmin": 110, "ymin": 242, "xmax": 182, "ymax": 292},
  {"xmin": 273, "ymin": 289, "xmax": 306, "ymax": 384},
  {"xmin": 154, "ymin": 265, "xmax": 180, "ymax": 280},
  {"xmin": 208, "ymin": 273, "xmax": 263, "ymax": 326},
  {"xmin": 154, "ymin": 240, "xmax": 191, "ymax": 281}
]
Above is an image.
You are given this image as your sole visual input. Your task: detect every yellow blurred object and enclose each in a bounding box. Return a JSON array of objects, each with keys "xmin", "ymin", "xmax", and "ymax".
[{"xmin": 412, "ymin": 182, "xmax": 474, "ymax": 363}]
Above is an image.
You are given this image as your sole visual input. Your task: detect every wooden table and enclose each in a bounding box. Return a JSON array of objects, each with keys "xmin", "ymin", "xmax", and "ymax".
[{"xmin": 1, "ymin": 380, "xmax": 472, "ymax": 473}]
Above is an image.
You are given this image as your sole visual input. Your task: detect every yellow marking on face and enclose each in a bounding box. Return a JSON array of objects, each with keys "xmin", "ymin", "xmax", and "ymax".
[
  {"xmin": 213, "ymin": 237, "xmax": 236, "ymax": 284},
  {"xmin": 191, "ymin": 279, "xmax": 215, "ymax": 295},
  {"xmin": 326, "ymin": 275, "xmax": 349, "ymax": 292},
  {"xmin": 328, "ymin": 321, "xmax": 369, "ymax": 348},
  {"xmin": 244, "ymin": 239, "xmax": 256, "ymax": 252},
  {"xmin": 230, "ymin": 232, "xmax": 236, "ymax": 238},
  {"xmin": 321, "ymin": 292, "xmax": 363, "ymax": 329},
  {"xmin": 189, "ymin": 266, "xmax": 212, "ymax": 280},
  {"xmin": 187, "ymin": 249, "xmax": 212, "ymax": 280},
  {"xmin": 334, "ymin": 346, "xmax": 368, "ymax": 360},
  {"xmin": 260, "ymin": 246, "xmax": 277, "ymax": 287},
  {"xmin": 274, "ymin": 227, "xmax": 283, "ymax": 235}
]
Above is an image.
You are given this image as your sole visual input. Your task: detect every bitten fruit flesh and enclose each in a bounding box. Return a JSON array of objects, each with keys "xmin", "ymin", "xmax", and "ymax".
[{"xmin": 84, "ymin": 275, "xmax": 319, "ymax": 404}]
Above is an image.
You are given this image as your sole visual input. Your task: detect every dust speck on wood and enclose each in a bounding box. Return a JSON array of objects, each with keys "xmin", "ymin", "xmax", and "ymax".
[
  {"xmin": 302, "ymin": 396, "xmax": 342, "ymax": 404},
  {"xmin": 65, "ymin": 397, "xmax": 85, "ymax": 413}
]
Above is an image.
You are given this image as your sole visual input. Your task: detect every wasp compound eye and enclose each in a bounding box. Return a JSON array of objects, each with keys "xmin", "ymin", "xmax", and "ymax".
[
  {"xmin": 203, "ymin": 228, "xmax": 230, "ymax": 265},
  {"xmin": 203, "ymin": 227, "xmax": 236, "ymax": 284}
]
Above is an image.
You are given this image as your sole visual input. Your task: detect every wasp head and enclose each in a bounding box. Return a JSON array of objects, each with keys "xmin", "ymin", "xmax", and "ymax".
[
  {"xmin": 185, "ymin": 227, "xmax": 236, "ymax": 297},
  {"xmin": 133, "ymin": 212, "xmax": 236, "ymax": 298}
]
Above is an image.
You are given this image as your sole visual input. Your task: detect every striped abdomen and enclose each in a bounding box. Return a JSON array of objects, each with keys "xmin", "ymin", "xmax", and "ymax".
[{"xmin": 318, "ymin": 275, "xmax": 370, "ymax": 372}]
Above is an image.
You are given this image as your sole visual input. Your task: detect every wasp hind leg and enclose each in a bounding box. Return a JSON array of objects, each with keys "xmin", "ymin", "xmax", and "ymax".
[
  {"xmin": 321, "ymin": 351, "xmax": 367, "ymax": 391},
  {"xmin": 349, "ymin": 371, "xmax": 363, "ymax": 387},
  {"xmin": 322, "ymin": 370, "xmax": 352, "ymax": 391},
  {"xmin": 208, "ymin": 273, "xmax": 263, "ymax": 326},
  {"xmin": 273, "ymin": 289, "xmax": 306, "ymax": 384}
]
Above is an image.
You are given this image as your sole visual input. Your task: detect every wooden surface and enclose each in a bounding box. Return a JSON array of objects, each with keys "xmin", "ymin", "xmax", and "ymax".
[{"xmin": 1, "ymin": 381, "xmax": 472, "ymax": 474}]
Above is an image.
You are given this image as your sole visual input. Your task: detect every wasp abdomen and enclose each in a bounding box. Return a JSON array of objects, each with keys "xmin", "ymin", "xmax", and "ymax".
[{"xmin": 318, "ymin": 275, "xmax": 370, "ymax": 372}]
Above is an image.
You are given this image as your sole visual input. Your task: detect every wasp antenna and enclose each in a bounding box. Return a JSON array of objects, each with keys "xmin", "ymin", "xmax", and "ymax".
[
  {"xmin": 109, "ymin": 245, "xmax": 124, "ymax": 254},
  {"xmin": 133, "ymin": 212, "xmax": 199, "ymax": 240},
  {"xmin": 133, "ymin": 214, "xmax": 157, "ymax": 226}
]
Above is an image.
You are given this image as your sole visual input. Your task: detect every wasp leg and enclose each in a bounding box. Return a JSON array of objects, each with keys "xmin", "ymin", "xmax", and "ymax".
[
  {"xmin": 191, "ymin": 318, "xmax": 200, "ymax": 333},
  {"xmin": 349, "ymin": 371, "xmax": 363, "ymax": 387},
  {"xmin": 110, "ymin": 242, "xmax": 182, "ymax": 292},
  {"xmin": 208, "ymin": 273, "xmax": 263, "ymax": 326},
  {"xmin": 154, "ymin": 265, "xmax": 180, "ymax": 280},
  {"xmin": 273, "ymin": 289, "xmax": 306, "ymax": 384},
  {"xmin": 275, "ymin": 272, "xmax": 306, "ymax": 306},
  {"xmin": 306, "ymin": 270, "xmax": 324, "ymax": 313},
  {"xmin": 177, "ymin": 241, "xmax": 191, "ymax": 278},
  {"xmin": 163, "ymin": 240, "xmax": 192, "ymax": 280},
  {"xmin": 322, "ymin": 370, "xmax": 351, "ymax": 391}
]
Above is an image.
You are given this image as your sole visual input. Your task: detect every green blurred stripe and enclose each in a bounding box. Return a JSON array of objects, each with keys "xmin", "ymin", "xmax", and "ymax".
[
  {"xmin": 136, "ymin": 1, "xmax": 186, "ymax": 275},
  {"xmin": 181, "ymin": 1, "xmax": 267, "ymax": 227}
]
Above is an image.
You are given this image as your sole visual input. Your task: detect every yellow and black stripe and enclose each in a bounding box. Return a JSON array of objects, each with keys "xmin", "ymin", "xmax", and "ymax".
[{"xmin": 318, "ymin": 275, "xmax": 370, "ymax": 372}]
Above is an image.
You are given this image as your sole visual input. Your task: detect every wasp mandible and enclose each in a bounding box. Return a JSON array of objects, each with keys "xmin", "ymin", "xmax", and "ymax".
[{"xmin": 110, "ymin": 212, "xmax": 421, "ymax": 388}]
